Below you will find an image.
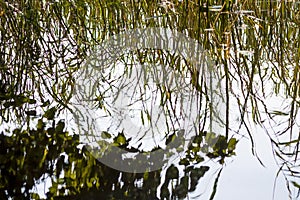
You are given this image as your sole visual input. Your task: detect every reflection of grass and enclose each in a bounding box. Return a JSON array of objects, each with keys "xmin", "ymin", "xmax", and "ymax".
[
  {"xmin": 1, "ymin": 0, "xmax": 300, "ymax": 198},
  {"xmin": 85, "ymin": 48, "xmax": 210, "ymax": 151}
]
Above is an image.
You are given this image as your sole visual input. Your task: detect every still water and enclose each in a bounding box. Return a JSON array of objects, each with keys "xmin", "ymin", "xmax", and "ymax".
[{"xmin": 0, "ymin": 0, "xmax": 300, "ymax": 199}]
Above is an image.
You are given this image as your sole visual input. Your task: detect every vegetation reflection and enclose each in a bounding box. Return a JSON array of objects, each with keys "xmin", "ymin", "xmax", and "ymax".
[{"xmin": 0, "ymin": 0, "xmax": 299, "ymax": 199}]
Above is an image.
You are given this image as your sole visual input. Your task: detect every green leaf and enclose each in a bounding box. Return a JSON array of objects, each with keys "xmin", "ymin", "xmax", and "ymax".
[
  {"xmin": 213, "ymin": 135, "xmax": 227, "ymax": 153},
  {"xmin": 3, "ymin": 101, "xmax": 14, "ymax": 108},
  {"xmin": 43, "ymin": 107, "xmax": 56, "ymax": 120},
  {"xmin": 55, "ymin": 120, "xmax": 65, "ymax": 133},
  {"xmin": 37, "ymin": 119, "xmax": 44, "ymax": 130},
  {"xmin": 190, "ymin": 166, "xmax": 209, "ymax": 191},
  {"xmin": 271, "ymin": 110, "xmax": 289, "ymax": 116},
  {"xmin": 174, "ymin": 176, "xmax": 189, "ymax": 198},
  {"xmin": 166, "ymin": 164, "xmax": 179, "ymax": 180},
  {"xmin": 292, "ymin": 181, "xmax": 300, "ymax": 188},
  {"xmin": 228, "ymin": 138, "xmax": 237, "ymax": 152},
  {"xmin": 192, "ymin": 135, "xmax": 202, "ymax": 144},
  {"xmin": 278, "ymin": 139, "xmax": 300, "ymax": 146},
  {"xmin": 114, "ymin": 133, "xmax": 126, "ymax": 146},
  {"xmin": 14, "ymin": 95, "xmax": 28, "ymax": 106},
  {"xmin": 101, "ymin": 131, "xmax": 112, "ymax": 139},
  {"xmin": 30, "ymin": 193, "xmax": 40, "ymax": 200},
  {"xmin": 165, "ymin": 133, "xmax": 176, "ymax": 145},
  {"xmin": 205, "ymin": 132, "xmax": 218, "ymax": 147},
  {"xmin": 179, "ymin": 158, "xmax": 189, "ymax": 166},
  {"xmin": 160, "ymin": 183, "xmax": 170, "ymax": 199},
  {"xmin": 28, "ymin": 99, "xmax": 37, "ymax": 104},
  {"xmin": 140, "ymin": 110, "xmax": 145, "ymax": 125},
  {"xmin": 41, "ymin": 100, "xmax": 50, "ymax": 107}
]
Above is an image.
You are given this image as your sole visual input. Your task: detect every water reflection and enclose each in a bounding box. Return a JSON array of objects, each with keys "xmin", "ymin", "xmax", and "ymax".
[
  {"xmin": 0, "ymin": 0, "xmax": 300, "ymax": 199},
  {"xmin": 72, "ymin": 27, "xmax": 227, "ymax": 174}
]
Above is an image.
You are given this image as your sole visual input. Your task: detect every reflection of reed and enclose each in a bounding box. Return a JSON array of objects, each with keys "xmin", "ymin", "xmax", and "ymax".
[
  {"xmin": 0, "ymin": 0, "xmax": 300, "ymax": 198},
  {"xmin": 159, "ymin": 0, "xmax": 176, "ymax": 13}
]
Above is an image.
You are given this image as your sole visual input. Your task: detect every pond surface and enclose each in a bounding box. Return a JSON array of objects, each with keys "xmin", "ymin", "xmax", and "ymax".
[{"xmin": 0, "ymin": 0, "xmax": 300, "ymax": 199}]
